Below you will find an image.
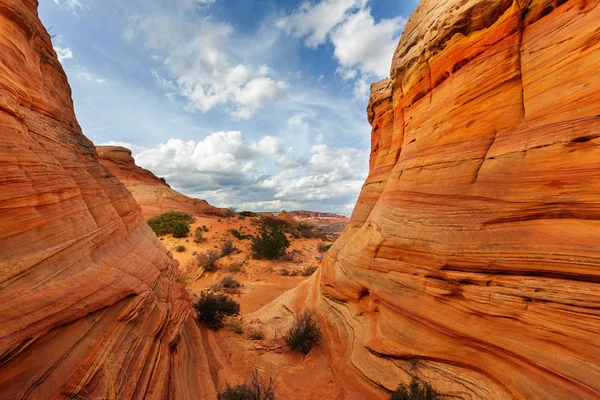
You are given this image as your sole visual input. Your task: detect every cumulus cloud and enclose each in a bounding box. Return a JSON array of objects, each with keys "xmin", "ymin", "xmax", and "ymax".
[
  {"xmin": 130, "ymin": 12, "xmax": 287, "ymax": 119},
  {"xmin": 111, "ymin": 131, "xmax": 367, "ymax": 212},
  {"xmin": 280, "ymin": 0, "xmax": 405, "ymax": 97}
]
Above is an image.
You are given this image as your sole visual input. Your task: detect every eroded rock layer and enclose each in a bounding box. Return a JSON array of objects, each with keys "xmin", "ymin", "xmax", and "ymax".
[
  {"xmin": 97, "ymin": 145, "xmax": 224, "ymax": 219},
  {"xmin": 260, "ymin": 1, "xmax": 600, "ymax": 399},
  {"xmin": 0, "ymin": 1, "xmax": 214, "ymax": 398}
]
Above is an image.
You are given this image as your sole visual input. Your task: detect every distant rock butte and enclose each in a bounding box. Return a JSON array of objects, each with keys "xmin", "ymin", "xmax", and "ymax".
[
  {"xmin": 275, "ymin": 210, "xmax": 296, "ymax": 224},
  {"xmin": 97, "ymin": 145, "xmax": 224, "ymax": 218},
  {"xmin": 288, "ymin": 210, "xmax": 349, "ymax": 219},
  {"xmin": 0, "ymin": 1, "xmax": 214, "ymax": 398},
  {"xmin": 256, "ymin": 0, "xmax": 600, "ymax": 399}
]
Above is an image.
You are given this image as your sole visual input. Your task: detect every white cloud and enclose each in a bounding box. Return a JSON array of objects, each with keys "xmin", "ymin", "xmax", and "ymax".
[
  {"xmin": 131, "ymin": 12, "xmax": 287, "ymax": 119},
  {"xmin": 54, "ymin": 46, "xmax": 73, "ymax": 62},
  {"xmin": 116, "ymin": 131, "xmax": 366, "ymax": 212},
  {"xmin": 53, "ymin": 0, "xmax": 87, "ymax": 11},
  {"xmin": 77, "ymin": 67, "xmax": 109, "ymax": 86}
]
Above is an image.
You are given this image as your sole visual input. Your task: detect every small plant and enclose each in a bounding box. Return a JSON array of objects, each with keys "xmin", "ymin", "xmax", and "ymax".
[
  {"xmin": 248, "ymin": 327, "xmax": 264, "ymax": 340},
  {"xmin": 221, "ymin": 275, "xmax": 241, "ymax": 289},
  {"xmin": 175, "ymin": 245, "xmax": 186, "ymax": 253},
  {"xmin": 251, "ymin": 225, "xmax": 290, "ymax": 260},
  {"xmin": 197, "ymin": 250, "xmax": 220, "ymax": 272},
  {"xmin": 230, "ymin": 229, "xmax": 253, "ymax": 240},
  {"xmin": 194, "ymin": 291, "xmax": 240, "ymax": 330},
  {"xmin": 296, "ymin": 223, "xmax": 315, "ymax": 238},
  {"xmin": 226, "ymin": 317, "xmax": 244, "ymax": 334},
  {"xmin": 194, "ymin": 227, "xmax": 204, "ymax": 243},
  {"xmin": 221, "ymin": 240, "xmax": 238, "ymax": 256},
  {"xmin": 390, "ymin": 377, "xmax": 443, "ymax": 400},
  {"xmin": 218, "ymin": 369, "xmax": 276, "ymax": 400},
  {"xmin": 317, "ymin": 242, "xmax": 332, "ymax": 253},
  {"xmin": 284, "ymin": 310, "xmax": 322, "ymax": 354},
  {"xmin": 238, "ymin": 211, "xmax": 258, "ymax": 217},
  {"xmin": 229, "ymin": 262, "xmax": 246, "ymax": 274},
  {"xmin": 147, "ymin": 211, "xmax": 194, "ymax": 236},
  {"xmin": 202, "ymin": 225, "xmax": 209, "ymax": 232},
  {"xmin": 301, "ymin": 266, "xmax": 318, "ymax": 276},
  {"xmin": 225, "ymin": 207, "xmax": 237, "ymax": 219}
]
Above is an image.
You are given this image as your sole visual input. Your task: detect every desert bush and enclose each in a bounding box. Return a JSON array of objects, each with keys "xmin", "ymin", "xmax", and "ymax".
[
  {"xmin": 296, "ymin": 223, "xmax": 315, "ymax": 238},
  {"xmin": 218, "ymin": 369, "xmax": 276, "ymax": 400},
  {"xmin": 239, "ymin": 211, "xmax": 258, "ymax": 217},
  {"xmin": 390, "ymin": 377, "xmax": 443, "ymax": 400},
  {"xmin": 230, "ymin": 229, "xmax": 253, "ymax": 240},
  {"xmin": 194, "ymin": 227, "xmax": 204, "ymax": 243},
  {"xmin": 175, "ymin": 245, "xmax": 186, "ymax": 253},
  {"xmin": 202, "ymin": 225, "xmax": 209, "ymax": 232},
  {"xmin": 248, "ymin": 327, "xmax": 264, "ymax": 340},
  {"xmin": 301, "ymin": 266, "xmax": 318, "ymax": 276},
  {"xmin": 194, "ymin": 292, "xmax": 240, "ymax": 330},
  {"xmin": 222, "ymin": 240, "xmax": 238, "ymax": 256},
  {"xmin": 317, "ymin": 242, "xmax": 332, "ymax": 253},
  {"xmin": 251, "ymin": 225, "xmax": 290, "ymax": 260},
  {"xmin": 197, "ymin": 250, "xmax": 220, "ymax": 272},
  {"xmin": 147, "ymin": 211, "xmax": 194, "ymax": 236},
  {"xmin": 226, "ymin": 317, "xmax": 244, "ymax": 334},
  {"xmin": 225, "ymin": 207, "xmax": 237, "ymax": 219},
  {"xmin": 229, "ymin": 262, "xmax": 246, "ymax": 274},
  {"xmin": 284, "ymin": 310, "xmax": 322, "ymax": 354},
  {"xmin": 172, "ymin": 221, "xmax": 190, "ymax": 238},
  {"xmin": 221, "ymin": 275, "xmax": 241, "ymax": 289}
]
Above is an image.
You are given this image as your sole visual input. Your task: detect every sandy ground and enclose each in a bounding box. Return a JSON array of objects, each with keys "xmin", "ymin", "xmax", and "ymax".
[{"xmin": 160, "ymin": 215, "xmax": 355, "ymax": 399}]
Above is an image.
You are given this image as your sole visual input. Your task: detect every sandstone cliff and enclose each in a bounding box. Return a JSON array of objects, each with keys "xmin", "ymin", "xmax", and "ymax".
[
  {"xmin": 0, "ymin": 1, "xmax": 215, "ymax": 398},
  {"xmin": 97, "ymin": 145, "xmax": 224, "ymax": 219},
  {"xmin": 258, "ymin": 1, "xmax": 600, "ymax": 399}
]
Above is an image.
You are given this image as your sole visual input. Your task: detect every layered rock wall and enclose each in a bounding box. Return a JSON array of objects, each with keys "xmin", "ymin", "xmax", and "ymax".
[
  {"xmin": 0, "ymin": 1, "xmax": 214, "ymax": 398},
  {"xmin": 262, "ymin": 1, "xmax": 600, "ymax": 399},
  {"xmin": 97, "ymin": 145, "xmax": 224, "ymax": 219}
]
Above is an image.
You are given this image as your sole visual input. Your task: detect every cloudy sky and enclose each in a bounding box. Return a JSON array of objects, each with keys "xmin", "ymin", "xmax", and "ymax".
[{"xmin": 39, "ymin": 0, "xmax": 417, "ymax": 213}]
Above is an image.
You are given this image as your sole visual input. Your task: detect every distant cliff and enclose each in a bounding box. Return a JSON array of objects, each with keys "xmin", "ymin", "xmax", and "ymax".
[
  {"xmin": 0, "ymin": 1, "xmax": 215, "ymax": 398},
  {"xmin": 258, "ymin": 1, "xmax": 600, "ymax": 398},
  {"xmin": 97, "ymin": 145, "xmax": 224, "ymax": 218}
]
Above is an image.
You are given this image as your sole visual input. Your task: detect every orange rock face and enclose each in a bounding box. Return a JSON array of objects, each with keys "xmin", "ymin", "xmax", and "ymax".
[
  {"xmin": 0, "ymin": 1, "xmax": 214, "ymax": 398},
  {"xmin": 260, "ymin": 1, "xmax": 600, "ymax": 399},
  {"xmin": 97, "ymin": 145, "xmax": 224, "ymax": 219}
]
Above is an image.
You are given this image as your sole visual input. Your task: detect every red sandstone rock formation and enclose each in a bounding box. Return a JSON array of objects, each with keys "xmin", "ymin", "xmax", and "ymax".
[
  {"xmin": 288, "ymin": 210, "xmax": 349, "ymax": 219},
  {"xmin": 257, "ymin": 1, "xmax": 600, "ymax": 399},
  {"xmin": 276, "ymin": 210, "xmax": 297, "ymax": 224},
  {"xmin": 0, "ymin": 1, "xmax": 214, "ymax": 398},
  {"xmin": 97, "ymin": 145, "xmax": 224, "ymax": 218}
]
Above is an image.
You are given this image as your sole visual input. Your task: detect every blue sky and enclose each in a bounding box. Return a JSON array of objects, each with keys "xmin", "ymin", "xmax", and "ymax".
[{"xmin": 39, "ymin": 0, "xmax": 417, "ymax": 213}]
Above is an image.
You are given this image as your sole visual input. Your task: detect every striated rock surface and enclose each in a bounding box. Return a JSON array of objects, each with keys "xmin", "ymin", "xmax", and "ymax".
[
  {"xmin": 259, "ymin": 1, "xmax": 600, "ymax": 399},
  {"xmin": 97, "ymin": 145, "xmax": 224, "ymax": 219},
  {"xmin": 0, "ymin": 1, "xmax": 215, "ymax": 398}
]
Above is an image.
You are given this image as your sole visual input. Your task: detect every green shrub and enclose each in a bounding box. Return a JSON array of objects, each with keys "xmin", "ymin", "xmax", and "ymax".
[
  {"xmin": 175, "ymin": 245, "xmax": 186, "ymax": 253},
  {"xmin": 317, "ymin": 242, "xmax": 332, "ymax": 253},
  {"xmin": 218, "ymin": 369, "xmax": 275, "ymax": 400},
  {"xmin": 147, "ymin": 211, "xmax": 194, "ymax": 236},
  {"xmin": 296, "ymin": 223, "xmax": 315, "ymax": 238},
  {"xmin": 197, "ymin": 250, "xmax": 220, "ymax": 272},
  {"xmin": 390, "ymin": 377, "xmax": 443, "ymax": 400},
  {"xmin": 221, "ymin": 240, "xmax": 238, "ymax": 256},
  {"xmin": 284, "ymin": 310, "xmax": 322, "ymax": 354},
  {"xmin": 194, "ymin": 227, "xmax": 204, "ymax": 243},
  {"xmin": 230, "ymin": 229, "xmax": 253, "ymax": 240},
  {"xmin": 193, "ymin": 292, "xmax": 240, "ymax": 330},
  {"xmin": 172, "ymin": 221, "xmax": 190, "ymax": 238},
  {"xmin": 238, "ymin": 211, "xmax": 258, "ymax": 217},
  {"xmin": 251, "ymin": 225, "xmax": 290, "ymax": 260}
]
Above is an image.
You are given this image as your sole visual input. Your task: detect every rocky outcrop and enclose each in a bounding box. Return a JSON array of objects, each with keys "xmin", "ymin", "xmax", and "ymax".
[
  {"xmin": 288, "ymin": 210, "xmax": 349, "ymax": 219},
  {"xmin": 258, "ymin": 1, "xmax": 600, "ymax": 399},
  {"xmin": 276, "ymin": 210, "xmax": 296, "ymax": 224},
  {"xmin": 97, "ymin": 145, "xmax": 224, "ymax": 218},
  {"xmin": 0, "ymin": 1, "xmax": 215, "ymax": 398}
]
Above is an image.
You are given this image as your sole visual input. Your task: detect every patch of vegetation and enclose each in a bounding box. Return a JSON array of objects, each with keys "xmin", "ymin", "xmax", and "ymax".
[
  {"xmin": 218, "ymin": 369, "xmax": 276, "ymax": 400},
  {"xmin": 221, "ymin": 275, "xmax": 241, "ymax": 289},
  {"xmin": 248, "ymin": 327, "xmax": 264, "ymax": 340},
  {"xmin": 238, "ymin": 211, "xmax": 258, "ymax": 217},
  {"xmin": 317, "ymin": 242, "xmax": 332, "ymax": 253},
  {"xmin": 228, "ymin": 261, "xmax": 246, "ymax": 274},
  {"xmin": 225, "ymin": 207, "xmax": 237, "ymax": 219},
  {"xmin": 226, "ymin": 317, "xmax": 244, "ymax": 334},
  {"xmin": 172, "ymin": 221, "xmax": 190, "ymax": 238},
  {"xmin": 296, "ymin": 223, "xmax": 316, "ymax": 238},
  {"xmin": 202, "ymin": 225, "xmax": 209, "ymax": 232},
  {"xmin": 284, "ymin": 310, "xmax": 322, "ymax": 354},
  {"xmin": 230, "ymin": 229, "xmax": 253, "ymax": 240},
  {"xmin": 175, "ymin": 245, "xmax": 186, "ymax": 253},
  {"xmin": 147, "ymin": 211, "xmax": 194, "ymax": 236},
  {"xmin": 194, "ymin": 227, "xmax": 205, "ymax": 243},
  {"xmin": 193, "ymin": 291, "xmax": 240, "ymax": 330},
  {"xmin": 251, "ymin": 225, "xmax": 290, "ymax": 260},
  {"xmin": 301, "ymin": 266, "xmax": 318, "ymax": 276},
  {"xmin": 221, "ymin": 239, "xmax": 238, "ymax": 256},
  {"xmin": 390, "ymin": 377, "xmax": 443, "ymax": 400},
  {"xmin": 197, "ymin": 250, "xmax": 220, "ymax": 272}
]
